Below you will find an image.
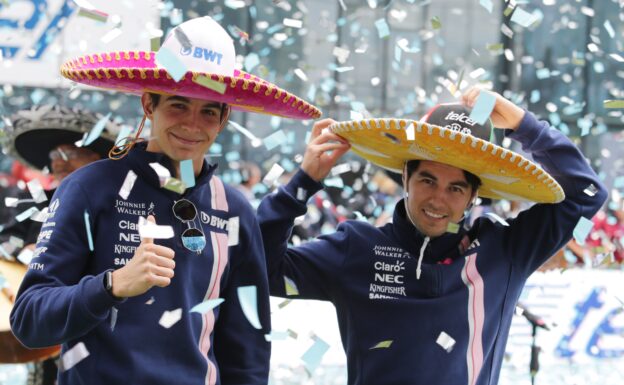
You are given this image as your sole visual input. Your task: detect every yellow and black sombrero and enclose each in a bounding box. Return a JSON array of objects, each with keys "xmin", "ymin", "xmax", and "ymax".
[{"xmin": 329, "ymin": 103, "xmax": 564, "ymax": 203}]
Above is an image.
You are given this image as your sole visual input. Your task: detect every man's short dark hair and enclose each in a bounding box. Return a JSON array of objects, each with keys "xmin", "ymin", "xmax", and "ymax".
[{"xmin": 405, "ymin": 159, "xmax": 482, "ymax": 193}]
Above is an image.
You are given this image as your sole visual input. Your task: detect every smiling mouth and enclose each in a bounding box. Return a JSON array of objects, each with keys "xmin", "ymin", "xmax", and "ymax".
[
  {"xmin": 171, "ymin": 132, "xmax": 202, "ymax": 146},
  {"xmin": 423, "ymin": 209, "xmax": 447, "ymax": 219}
]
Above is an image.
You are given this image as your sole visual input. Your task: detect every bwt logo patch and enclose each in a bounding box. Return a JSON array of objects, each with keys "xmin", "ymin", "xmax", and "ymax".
[{"xmin": 180, "ymin": 45, "xmax": 223, "ymax": 65}]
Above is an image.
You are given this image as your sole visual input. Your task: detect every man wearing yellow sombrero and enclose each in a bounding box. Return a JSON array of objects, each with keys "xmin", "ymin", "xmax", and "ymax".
[
  {"xmin": 257, "ymin": 87, "xmax": 607, "ymax": 385},
  {"xmin": 11, "ymin": 16, "xmax": 320, "ymax": 385}
]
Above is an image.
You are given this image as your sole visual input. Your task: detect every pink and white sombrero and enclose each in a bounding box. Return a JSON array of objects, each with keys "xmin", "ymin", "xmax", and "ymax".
[{"xmin": 60, "ymin": 16, "xmax": 321, "ymax": 120}]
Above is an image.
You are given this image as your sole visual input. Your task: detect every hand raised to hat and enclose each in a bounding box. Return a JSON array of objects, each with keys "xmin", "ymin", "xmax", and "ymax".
[
  {"xmin": 111, "ymin": 215, "xmax": 176, "ymax": 298},
  {"xmin": 301, "ymin": 119, "xmax": 351, "ymax": 182},
  {"xmin": 461, "ymin": 87, "xmax": 525, "ymax": 131}
]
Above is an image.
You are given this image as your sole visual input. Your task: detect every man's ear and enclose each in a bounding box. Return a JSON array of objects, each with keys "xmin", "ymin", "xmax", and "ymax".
[
  {"xmin": 141, "ymin": 93, "xmax": 154, "ymax": 119},
  {"xmin": 467, "ymin": 191, "xmax": 478, "ymax": 210}
]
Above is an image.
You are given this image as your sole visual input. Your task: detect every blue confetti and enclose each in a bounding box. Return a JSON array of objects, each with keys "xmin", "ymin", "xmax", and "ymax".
[
  {"xmin": 263, "ymin": 130, "xmax": 288, "ymax": 151},
  {"xmin": 84, "ymin": 210, "xmax": 94, "ymax": 251},
  {"xmin": 180, "ymin": 159, "xmax": 195, "ymax": 188},
  {"xmin": 237, "ymin": 286, "xmax": 262, "ymax": 329},
  {"xmin": 469, "ymin": 91, "xmax": 496, "ymax": 125},
  {"xmin": 83, "ymin": 113, "xmax": 111, "ymax": 146},
  {"xmin": 374, "ymin": 18, "xmax": 390, "ymax": 39},
  {"xmin": 573, "ymin": 217, "xmax": 594, "ymax": 246},
  {"xmin": 155, "ymin": 47, "xmax": 187, "ymax": 82},
  {"xmin": 301, "ymin": 336, "xmax": 330, "ymax": 375},
  {"xmin": 190, "ymin": 298, "xmax": 225, "ymax": 314}
]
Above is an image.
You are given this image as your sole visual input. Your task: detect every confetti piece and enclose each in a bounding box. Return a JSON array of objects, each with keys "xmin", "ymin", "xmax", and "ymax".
[
  {"xmin": 263, "ymin": 164, "xmax": 285, "ymax": 186},
  {"xmin": 16, "ymin": 248, "xmax": 34, "ymax": 265},
  {"xmin": 333, "ymin": 47, "xmax": 350, "ymax": 63},
  {"xmin": 60, "ymin": 342, "xmax": 90, "ymax": 372},
  {"xmin": 604, "ymin": 20, "xmax": 615, "ymax": 38},
  {"xmin": 284, "ymin": 276, "xmax": 299, "ymax": 296},
  {"xmin": 77, "ymin": 7, "xmax": 108, "ymax": 23},
  {"xmin": 287, "ymin": 329, "xmax": 298, "ymax": 339},
  {"xmin": 479, "ymin": 0, "xmax": 493, "ymax": 13},
  {"xmin": 190, "ymin": 298, "xmax": 224, "ymax": 314},
  {"xmin": 174, "ymin": 27, "xmax": 193, "ymax": 50},
  {"xmin": 374, "ymin": 18, "xmax": 390, "ymax": 39},
  {"xmin": 446, "ymin": 222, "xmax": 460, "ymax": 234},
  {"xmin": 30, "ymin": 207, "xmax": 48, "ymax": 223},
  {"xmin": 264, "ymin": 331, "xmax": 290, "ymax": 341},
  {"xmin": 159, "ymin": 308, "xmax": 182, "ymax": 328},
  {"xmin": 227, "ymin": 216, "xmax": 240, "ymax": 246},
  {"xmin": 301, "ymin": 336, "xmax": 330, "ymax": 374},
  {"xmin": 583, "ymin": 184, "xmax": 598, "ymax": 197},
  {"xmin": 100, "ymin": 28, "xmax": 122, "ymax": 44},
  {"xmin": 237, "ymin": 285, "xmax": 262, "ymax": 329},
  {"xmin": 244, "ymin": 53, "xmax": 260, "ymax": 72},
  {"xmin": 283, "ymin": 18, "xmax": 303, "ymax": 28},
  {"xmin": 118, "ymin": 170, "xmax": 137, "ymax": 200},
  {"xmin": 137, "ymin": 217, "xmax": 174, "ymax": 239},
  {"xmin": 431, "ymin": 16, "xmax": 441, "ymax": 30},
  {"xmin": 16, "ymin": 207, "xmax": 38, "ymax": 222},
  {"xmin": 110, "ymin": 307, "xmax": 118, "ymax": 331},
  {"xmin": 84, "ymin": 211, "xmax": 94, "ymax": 251},
  {"xmin": 294, "ymin": 68, "xmax": 308, "ymax": 82},
  {"xmin": 296, "ymin": 188, "xmax": 307, "ymax": 201},
  {"xmin": 27, "ymin": 179, "xmax": 47, "ymax": 203},
  {"xmin": 277, "ymin": 299, "xmax": 292, "ymax": 309},
  {"xmin": 163, "ymin": 177, "xmax": 187, "ymax": 194},
  {"xmin": 4, "ymin": 197, "xmax": 19, "ymax": 207},
  {"xmin": 510, "ymin": 8, "xmax": 536, "ymax": 27},
  {"xmin": 406, "ymin": 123, "xmax": 416, "ymax": 141},
  {"xmin": 331, "ymin": 163, "xmax": 352, "ymax": 176},
  {"xmin": 228, "ymin": 121, "xmax": 262, "ymax": 146},
  {"xmin": 193, "ymin": 75, "xmax": 227, "ymax": 94},
  {"xmin": 436, "ymin": 331, "xmax": 456, "ymax": 352},
  {"xmin": 224, "ymin": 0, "xmax": 246, "ymax": 9},
  {"xmin": 149, "ymin": 161, "xmax": 173, "ymax": 183},
  {"xmin": 180, "ymin": 159, "xmax": 196, "ymax": 188},
  {"xmin": 604, "ymin": 100, "xmax": 624, "ymax": 109},
  {"xmin": 155, "ymin": 47, "xmax": 187, "ymax": 82},
  {"xmin": 573, "ymin": 217, "xmax": 594, "ymax": 246},
  {"xmin": 485, "ymin": 212, "xmax": 510, "ymax": 226},
  {"xmin": 145, "ymin": 297, "xmax": 155, "ymax": 305},
  {"xmin": 335, "ymin": 66, "xmax": 354, "ymax": 73},
  {"xmin": 370, "ymin": 340, "xmax": 393, "ymax": 349},
  {"xmin": 469, "ymin": 91, "xmax": 496, "ymax": 125},
  {"xmin": 263, "ymin": 130, "xmax": 288, "ymax": 151},
  {"xmin": 150, "ymin": 37, "xmax": 161, "ymax": 52}
]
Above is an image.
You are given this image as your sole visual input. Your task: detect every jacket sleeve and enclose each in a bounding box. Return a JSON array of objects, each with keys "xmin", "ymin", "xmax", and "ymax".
[
  {"xmin": 502, "ymin": 111, "xmax": 608, "ymax": 277},
  {"xmin": 257, "ymin": 169, "xmax": 349, "ymax": 301},
  {"xmin": 10, "ymin": 177, "xmax": 121, "ymax": 348},
  {"xmin": 213, "ymin": 210, "xmax": 271, "ymax": 385}
]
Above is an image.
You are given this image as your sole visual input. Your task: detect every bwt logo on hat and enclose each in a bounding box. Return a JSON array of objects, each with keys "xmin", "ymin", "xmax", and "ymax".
[{"xmin": 180, "ymin": 46, "xmax": 224, "ymax": 65}]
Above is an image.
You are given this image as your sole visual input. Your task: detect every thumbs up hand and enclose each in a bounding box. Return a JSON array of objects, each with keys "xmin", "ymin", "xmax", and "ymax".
[{"xmin": 110, "ymin": 215, "xmax": 176, "ymax": 298}]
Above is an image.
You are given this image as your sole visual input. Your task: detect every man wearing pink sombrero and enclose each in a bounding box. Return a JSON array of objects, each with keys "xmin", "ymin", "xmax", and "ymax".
[
  {"xmin": 257, "ymin": 87, "xmax": 607, "ymax": 384},
  {"xmin": 11, "ymin": 16, "xmax": 320, "ymax": 385}
]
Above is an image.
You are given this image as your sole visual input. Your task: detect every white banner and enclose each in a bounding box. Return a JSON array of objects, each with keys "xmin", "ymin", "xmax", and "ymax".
[{"xmin": 0, "ymin": 0, "xmax": 160, "ymax": 88}]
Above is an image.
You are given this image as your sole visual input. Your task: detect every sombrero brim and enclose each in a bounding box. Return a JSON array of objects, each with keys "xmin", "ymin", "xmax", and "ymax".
[
  {"xmin": 60, "ymin": 51, "xmax": 321, "ymax": 121},
  {"xmin": 11, "ymin": 129, "xmax": 114, "ymax": 170},
  {"xmin": 330, "ymin": 119, "xmax": 565, "ymax": 203}
]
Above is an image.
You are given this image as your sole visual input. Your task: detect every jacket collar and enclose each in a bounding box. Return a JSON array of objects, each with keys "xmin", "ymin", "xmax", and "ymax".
[
  {"xmin": 391, "ymin": 198, "xmax": 469, "ymax": 263},
  {"xmin": 126, "ymin": 142, "xmax": 217, "ymax": 195}
]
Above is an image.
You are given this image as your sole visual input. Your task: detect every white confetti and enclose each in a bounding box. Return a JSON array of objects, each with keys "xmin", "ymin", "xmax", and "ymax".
[
  {"xmin": 149, "ymin": 162, "xmax": 171, "ymax": 186},
  {"xmin": 110, "ymin": 307, "xmax": 118, "ymax": 331},
  {"xmin": 331, "ymin": 163, "xmax": 352, "ymax": 176},
  {"xmin": 485, "ymin": 212, "xmax": 510, "ymax": 226},
  {"xmin": 159, "ymin": 308, "xmax": 182, "ymax": 329},
  {"xmin": 406, "ymin": 123, "xmax": 417, "ymax": 141},
  {"xmin": 118, "ymin": 170, "xmax": 138, "ymax": 200},
  {"xmin": 60, "ymin": 342, "xmax": 90, "ymax": 372},
  {"xmin": 227, "ymin": 216, "xmax": 240, "ymax": 246},
  {"xmin": 100, "ymin": 28, "xmax": 122, "ymax": 44},
  {"xmin": 137, "ymin": 217, "xmax": 174, "ymax": 239},
  {"xmin": 436, "ymin": 331, "xmax": 456, "ymax": 352},
  {"xmin": 296, "ymin": 188, "xmax": 307, "ymax": 201},
  {"xmin": 4, "ymin": 197, "xmax": 18, "ymax": 207},
  {"xmin": 27, "ymin": 179, "xmax": 48, "ymax": 203},
  {"xmin": 294, "ymin": 68, "xmax": 308, "ymax": 82},
  {"xmin": 283, "ymin": 18, "xmax": 303, "ymax": 28},
  {"xmin": 16, "ymin": 248, "xmax": 34, "ymax": 265},
  {"xmin": 16, "ymin": 207, "xmax": 39, "ymax": 222},
  {"xmin": 263, "ymin": 163, "xmax": 285, "ymax": 187}
]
